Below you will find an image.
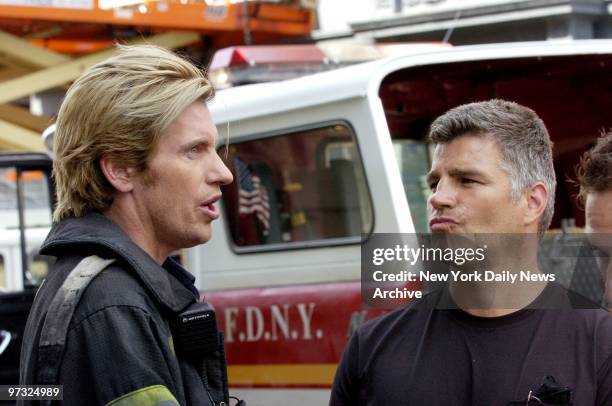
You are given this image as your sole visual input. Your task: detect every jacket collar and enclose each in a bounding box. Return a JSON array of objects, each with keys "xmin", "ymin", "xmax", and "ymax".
[{"xmin": 40, "ymin": 212, "xmax": 197, "ymax": 313}]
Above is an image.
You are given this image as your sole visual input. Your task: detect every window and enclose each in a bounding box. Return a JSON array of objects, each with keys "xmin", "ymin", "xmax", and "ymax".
[
  {"xmin": 0, "ymin": 167, "xmax": 19, "ymax": 230},
  {"xmin": 0, "ymin": 167, "xmax": 52, "ymax": 288},
  {"xmin": 0, "ymin": 168, "xmax": 52, "ymax": 229},
  {"xmin": 221, "ymin": 123, "xmax": 373, "ymax": 248},
  {"xmin": 22, "ymin": 170, "xmax": 52, "ymax": 286},
  {"xmin": 393, "ymin": 140, "xmax": 431, "ymax": 232},
  {"xmin": 22, "ymin": 170, "xmax": 52, "ymax": 229}
]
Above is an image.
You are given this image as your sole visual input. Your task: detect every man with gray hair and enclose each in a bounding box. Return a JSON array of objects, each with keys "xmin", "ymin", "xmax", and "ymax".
[
  {"xmin": 331, "ymin": 100, "xmax": 612, "ymax": 405},
  {"xmin": 19, "ymin": 45, "xmax": 233, "ymax": 405}
]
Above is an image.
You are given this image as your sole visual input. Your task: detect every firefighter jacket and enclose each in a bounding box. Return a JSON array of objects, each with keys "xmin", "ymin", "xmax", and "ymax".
[{"xmin": 19, "ymin": 212, "xmax": 217, "ymax": 406}]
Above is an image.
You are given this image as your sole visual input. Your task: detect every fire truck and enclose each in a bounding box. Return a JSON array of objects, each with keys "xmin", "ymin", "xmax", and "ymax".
[{"xmin": 1, "ymin": 40, "xmax": 612, "ymax": 405}]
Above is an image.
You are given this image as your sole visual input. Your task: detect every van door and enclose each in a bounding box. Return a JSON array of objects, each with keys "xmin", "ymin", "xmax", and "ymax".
[{"xmin": 0, "ymin": 153, "xmax": 53, "ymax": 384}]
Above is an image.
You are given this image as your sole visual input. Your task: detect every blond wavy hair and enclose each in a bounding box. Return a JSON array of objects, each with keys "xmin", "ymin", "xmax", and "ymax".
[{"xmin": 53, "ymin": 44, "xmax": 214, "ymax": 222}]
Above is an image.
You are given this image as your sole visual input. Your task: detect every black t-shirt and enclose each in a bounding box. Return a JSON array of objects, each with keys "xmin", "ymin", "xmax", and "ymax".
[{"xmin": 330, "ymin": 284, "xmax": 612, "ymax": 406}]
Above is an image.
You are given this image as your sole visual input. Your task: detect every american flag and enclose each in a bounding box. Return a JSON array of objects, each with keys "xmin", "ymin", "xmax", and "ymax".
[{"xmin": 235, "ymin": 158, "xmax": 270, "ymax": 236}]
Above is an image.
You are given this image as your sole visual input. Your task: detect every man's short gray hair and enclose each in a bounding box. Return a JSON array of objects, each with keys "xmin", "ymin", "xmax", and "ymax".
[{"xmin": 429, "ymin": 99, "xmax": 556, "ymax": 235}]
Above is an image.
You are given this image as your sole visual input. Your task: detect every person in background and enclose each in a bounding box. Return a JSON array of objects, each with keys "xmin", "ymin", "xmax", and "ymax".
[{"xmin": 576, "ymin": 131, "xmax": 612, "ymax": 310}]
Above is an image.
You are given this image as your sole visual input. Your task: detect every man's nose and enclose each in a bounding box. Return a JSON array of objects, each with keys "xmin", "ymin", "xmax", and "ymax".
[
  {"xmin": 210, "ymin": 153, "xmax": 234, "ymax": 185},
  {"xmin": 428, "ymin": 179, "xmax": 456, "ymax": 210}
]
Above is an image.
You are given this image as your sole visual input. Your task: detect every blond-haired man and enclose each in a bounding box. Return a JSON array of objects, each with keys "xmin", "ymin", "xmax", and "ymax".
[{"xmin": 19, "ymin": 45, "xmax": 233, "ymax": 405}]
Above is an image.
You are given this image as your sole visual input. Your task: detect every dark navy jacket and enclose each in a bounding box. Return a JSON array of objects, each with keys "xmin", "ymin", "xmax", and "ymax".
[{"xmin": 19, "ymin": 212, "xmax": 213, "ymax": 406}]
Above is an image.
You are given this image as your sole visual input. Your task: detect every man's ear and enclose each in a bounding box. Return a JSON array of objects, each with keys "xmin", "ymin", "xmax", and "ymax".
[
  {"xmin": 524, "ymin": 182, "xmax": 548, "ymax": 229},
  {"xmin": 99, "ymin": 155, "xmax": 134, "ymax": 193}
]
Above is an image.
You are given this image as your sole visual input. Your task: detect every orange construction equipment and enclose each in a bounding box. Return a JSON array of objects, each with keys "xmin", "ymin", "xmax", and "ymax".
[
  {"xmin": 0, "ymin": 0, "xmax": 316, "ymax": 151},
  {"xmin": 0, "ymin": 1, "xmax": 315, "ymax": 52}
]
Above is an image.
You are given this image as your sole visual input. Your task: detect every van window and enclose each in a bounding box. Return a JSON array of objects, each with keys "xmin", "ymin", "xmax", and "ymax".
[
  {"xmin": 393, "ymin": 141, "xmax": 431, "ymax": 232},
  {"xmin": 221, "ymin": 123, "xmax": 373, "ymax": 248}
]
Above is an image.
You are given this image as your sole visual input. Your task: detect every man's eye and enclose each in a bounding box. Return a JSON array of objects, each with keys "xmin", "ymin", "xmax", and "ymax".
[
  {"xmin": 428, "ymin": 181, "xmax": 438, "ymax": 190},
  {"xmin": 188, "ymin": 146, "xmax": 201, "ymax": 155},
  {"xmin": 462, "ymin": 178, "xmax": 477, "ymax": 185}
]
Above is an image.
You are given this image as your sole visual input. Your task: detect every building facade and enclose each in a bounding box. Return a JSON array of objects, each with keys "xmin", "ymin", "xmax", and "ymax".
[{"xmin": 316, "ymin": 0, "xmax": 612, "ymax": 45}]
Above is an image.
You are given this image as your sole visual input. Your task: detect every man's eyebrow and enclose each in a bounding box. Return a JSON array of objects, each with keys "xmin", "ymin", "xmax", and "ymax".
[
  {"xmin": 181, "ymin": 134, "xmax": 214, "ymax": 149},
  {"xmin": 447, "ymin": 168, "xmax": 486, "ymax": 179},
  {"xmin": 425, "ymin": 168, "xmax": 488, "ymax": 184}
]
